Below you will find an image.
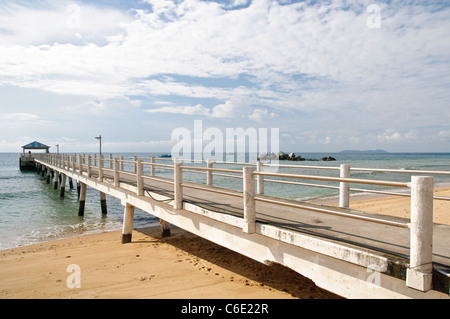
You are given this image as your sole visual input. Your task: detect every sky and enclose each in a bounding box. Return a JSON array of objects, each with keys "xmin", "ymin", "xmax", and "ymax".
[{"xmin": 0, "ymin": 0, "xmax": 449, "ymax": 154}]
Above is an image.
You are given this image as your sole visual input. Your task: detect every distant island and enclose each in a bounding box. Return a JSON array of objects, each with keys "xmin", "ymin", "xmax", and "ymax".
[{"xmin": 339, "ymin": 149, "xmax": 389, "ymax": 154}]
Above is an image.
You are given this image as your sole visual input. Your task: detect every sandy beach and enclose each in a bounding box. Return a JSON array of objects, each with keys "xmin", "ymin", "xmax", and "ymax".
[
  {"xmin": 339, "ymin": 186, "xmax": 450, "ymax": 226},
  {"xmin": 1, "ymin": 187, "xmax": 449, "ymax": 299}
]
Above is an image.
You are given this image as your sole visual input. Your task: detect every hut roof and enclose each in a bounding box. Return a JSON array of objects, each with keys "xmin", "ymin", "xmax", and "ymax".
[{"xmin": 22, "ymin": 141, "xmax": 50, "ymax": 150}]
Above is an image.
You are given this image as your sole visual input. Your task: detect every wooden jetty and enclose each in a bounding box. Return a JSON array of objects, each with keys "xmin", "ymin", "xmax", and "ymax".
[{"xmin": 32, "ymin": 153, "xmax": 450, "ymax": 299}]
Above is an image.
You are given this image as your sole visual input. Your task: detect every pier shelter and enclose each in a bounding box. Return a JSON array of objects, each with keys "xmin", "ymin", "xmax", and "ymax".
[{"xmin": 20, "ymin": 141, "xmax": 50, "ymax": 171}]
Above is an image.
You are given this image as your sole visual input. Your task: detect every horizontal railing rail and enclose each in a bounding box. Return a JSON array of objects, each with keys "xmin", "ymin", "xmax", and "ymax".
[{"xmin": 34, "ymin": 153, "xmax": 450, "ymax": 202}]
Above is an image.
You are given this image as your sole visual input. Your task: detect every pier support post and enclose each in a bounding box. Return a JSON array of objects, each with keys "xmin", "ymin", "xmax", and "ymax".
[
  {"xmin": 122, "ymin": 203, "xmax": 135, "ymax": 243},
  {"xmin": 69, "ymin": 177, "xmax": 73, "ymax": 190},
  {"xmin": 174, "ymin": 161, "xmax": 183, "ymax": 210},
  {"xmin": 100, "ymin": 192, "xmax": 107, "ymax": 215},
  {"xmin": 46, "ymin": 167, "xmax": 51, "ymax": 184},
  {"xmin": 256, "ymin": 161, "xmax": 264, "ymax": 195},
  {"xmin": 160, "ymin": 219, "xmax": 171, "ymax": 237},
  {"xmin": 339, "ymin": 164, "xmax": 350, "ymax": 208},
  {"xmin": 60, "ymin": 174, "xmax": 67, "ymax": 197},
  {"xmin": 54, "ymin": 171, "xmax": 59, "ymax": 189},
  {"xmin": 77, "ymin": 181, "xmax": 81, "ymax": 199},
  {"xmin": 243, "ymin": 166, "xmax": 256, "ymax": 234},
  {"xmin": 78, "ymin": 183, "xmax": 87, "ymax": 217},
  {"xmin": 407, "ymin": 176, "xmax": 434, "ymax": 292}
]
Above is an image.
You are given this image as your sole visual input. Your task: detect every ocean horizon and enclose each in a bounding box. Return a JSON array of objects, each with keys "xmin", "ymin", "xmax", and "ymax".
[{"xmin": 1, "ymin": 151, "xmax": 450, "ymax": 251}]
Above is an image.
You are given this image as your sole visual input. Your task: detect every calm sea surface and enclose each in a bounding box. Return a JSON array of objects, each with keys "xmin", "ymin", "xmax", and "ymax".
[{"xmin": 1, "ymin": 152, "xmax": 450, "ymax": 250}]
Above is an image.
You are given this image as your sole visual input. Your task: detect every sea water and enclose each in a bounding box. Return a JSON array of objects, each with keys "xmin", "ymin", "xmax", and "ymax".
[{"xmin": 1, "ymin": 152, "xmax": 450, "ymax": 250}]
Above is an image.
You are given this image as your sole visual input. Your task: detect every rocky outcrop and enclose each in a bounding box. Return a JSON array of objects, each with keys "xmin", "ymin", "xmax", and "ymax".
[{"xmin": 258, "ymin": 152, "xmax": 336, "ymax": 161}]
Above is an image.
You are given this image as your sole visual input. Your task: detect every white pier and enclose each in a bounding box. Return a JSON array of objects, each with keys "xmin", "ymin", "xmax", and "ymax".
[{"xmin": 33, "ymin": 153, "xmax": 450, "ymax": 299}]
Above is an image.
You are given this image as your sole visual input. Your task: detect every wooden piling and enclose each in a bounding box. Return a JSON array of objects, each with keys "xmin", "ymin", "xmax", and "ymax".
[
  {"xmin": 54, "ymin": 171, "xmax": 60, "ymax": 189},
  {"xmin": 60, "ymin": 174, "xmax": 67, "ymax": 197},
  {"xmin": 122, "ymin": 203, "xmax": 135, "ymax": 243},
  {"xmin": 100, "ymin": 191, "xmax": 107, "ymax": 215},
  {"xmin": 78, "ymin": 183, "xmax": 87, "ymax": 217},
  {"xmin": 69, "ymin": 177, "xmax": 74, "ymax": 189},
  {"xmin": 160, "ymin": 219, "xmax": 171, "ymax": 237},
  {"xmin": 77, "ymin": 181, "xmax": 81, "ymax": 199}
]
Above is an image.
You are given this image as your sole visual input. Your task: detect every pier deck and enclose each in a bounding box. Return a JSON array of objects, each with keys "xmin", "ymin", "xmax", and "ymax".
[{"xmin": 33, "ymin": 154, "xmax": 450, "ymax": 299}]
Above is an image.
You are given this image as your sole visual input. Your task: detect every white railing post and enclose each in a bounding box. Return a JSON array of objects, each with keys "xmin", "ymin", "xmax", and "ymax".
[
  {"xmin": 151, "ymin": 157, "xmax": 156, "ymax": 176},
  {"xmin": 207, "ymin": 159, "xmax": 213, "ymax": 186},
  {"xmin": 137, "ymin": 159, "xmax": 143, "ymax": 196},
  {"xmin": 174, "ymin": 161, "xmax": 183, "ymax": 210},
  {"xmin": 78, "ymin": 154, "xmax": 82, "ymax": 173},
  {"xmin": 114, "ymin": 158, "xmax": 119, "ymax": 187},
  {"xmin": 339, "ymin": 164, "xmax": 350, "ymax": 208},
  {"xmin": 120, "ymin": 155, "xmax": 124, "ymax": 171},
  {"xmin": 134, "ymin": 156, "xmax": 138, "ymax": 173},
  {"xmin": 243, "ymin": 166, "xmax": 256, "ymax": 234},
  {"xmin": 87, "ymin": 155, "xmax": 91, "ymax": 178},
  {"xmin": 98, "ymin": 156, "xmax": 104, "ymax": 182},
  {"xmin": 407, "ymin": 176, "xmax": 434, "ymax": 292},
  {"xmin": 257, "ymin": 161, "xmax": 264, "ymax": 195}
]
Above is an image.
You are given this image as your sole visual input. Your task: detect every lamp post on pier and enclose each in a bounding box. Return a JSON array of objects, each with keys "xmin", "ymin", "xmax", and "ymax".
[{"xmin": 95, "ymin": 135, "xmax": 102, "ymax": 156}]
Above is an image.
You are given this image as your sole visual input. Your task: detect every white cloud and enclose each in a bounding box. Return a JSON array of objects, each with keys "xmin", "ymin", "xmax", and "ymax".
[
  {"xmin": 146, "ymin": 104, "xmax": 211, "ymax": 116},
  {"xmin": 438, "ymin": 131, "xmax": 450, "ymax": 141},
  {"xmin": 0, "ymin": 112, "xmax": 53, "ymax": 125},
  {"xmin": 0, "ymin": 1, "xmax": 129, "ymax": 46},
  {"xmin": 375, "ymin": 129, "xmax": 418, "ymax": 144},
  {"xmin": 378, "ymin": 129, "xmax": 403, "ymax": 143},
  {"xmin": 2, "ymin": 0, "xmax": 449, "ymax": 103},
  {"xmin": 248, "ymin": 108, "xmax": 276, "ymax": 123},
  {"xmin": 0, "ymin": 113, "xmax": 39, "ymax": 121},
  {"xmin": 211, "ymin": 101, "xmax": 237, "ymax": 119},
  {"xmin": 146, "ymin": 100, "xmax": 237, "ymax": 119}
]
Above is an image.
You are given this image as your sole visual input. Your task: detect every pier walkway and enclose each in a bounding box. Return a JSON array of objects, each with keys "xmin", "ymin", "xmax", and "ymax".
[{"xmin": 33, "ymin": 154, "xmax": 450, "ymax": 299}]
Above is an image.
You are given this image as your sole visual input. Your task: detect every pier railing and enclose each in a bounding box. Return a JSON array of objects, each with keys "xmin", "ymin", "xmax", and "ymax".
[
  {"xmin": 34, "ymin": 153, "xmax": 450, "ymax": 292},
  {"xmin": 34, "ymin": 153, "xmax": 450, "ymax": 206}
]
